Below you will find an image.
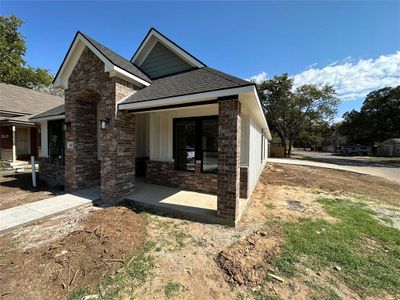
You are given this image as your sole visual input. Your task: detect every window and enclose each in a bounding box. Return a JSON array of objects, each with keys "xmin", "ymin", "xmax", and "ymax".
[
  {"xmin": 173, "ymin": 116, "xmax": 218, "ymax": 173},
  {"xmin": 201, "ymin": 118, "xmax": 218, "ymax": 172},
  {"xmin": 48, "ymin": 119, "xmax": 65, "ymax": 165}
]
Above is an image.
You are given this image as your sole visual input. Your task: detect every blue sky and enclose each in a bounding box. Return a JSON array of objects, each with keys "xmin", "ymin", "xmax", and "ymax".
[{"xmin": 2, "ymin": 1, "xmax": 400, "ymax": 119}]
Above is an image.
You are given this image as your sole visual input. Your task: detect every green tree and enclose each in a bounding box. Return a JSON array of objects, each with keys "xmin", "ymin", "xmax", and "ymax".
[
  {"xmin": 0, "ymin": 15, "xmax": 53, "ymax": 88},
  {"xmin": 339, "ymin": 86, "xmax": 400, "ymax": 144},
  {"xmin": 258, "ymin": 74, "xmax": 340, "ymax": 156}
]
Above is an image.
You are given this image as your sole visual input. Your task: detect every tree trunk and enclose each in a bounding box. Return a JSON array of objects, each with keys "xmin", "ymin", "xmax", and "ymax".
[
  {"xmin": 277, "ymin": 131, "xmax": 287, "ymax": 157},
  {"xmin": 287, "ymin": 137, "xmax": 294, "ymax": 157}
]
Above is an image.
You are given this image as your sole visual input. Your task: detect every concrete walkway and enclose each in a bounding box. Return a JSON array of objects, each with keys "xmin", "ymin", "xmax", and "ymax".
[
  {"xmin": 0, "ymin": 186, "xmax": 100, "ymax": 233},
  {"xmin": 269, "ymin": 158, "xmax": 400, "ymax": 184}
]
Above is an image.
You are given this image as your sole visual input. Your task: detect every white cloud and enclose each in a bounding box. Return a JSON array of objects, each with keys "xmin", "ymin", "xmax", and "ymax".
[
  {"xmin": 293, "ymin": 51, "xmax": 400, "ymax": 101},
  {"xmin": 246, "ymin": 71, "xmax": 268, "ymax": 83},
  {"xmin": 247, "ymin": 52, "xmax": 400, "ymax": 101},
  {"xmin": 306, "ymin": 62, "xmax": 318, "ymax": 69}
]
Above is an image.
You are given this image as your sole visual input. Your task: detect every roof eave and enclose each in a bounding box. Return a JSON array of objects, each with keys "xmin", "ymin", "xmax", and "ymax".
[
  {"xmin": 118, "ymin": 84, "xmax": 253, "ymax": 110},
  {"xmin": 30, "ymin": 114, "xmax": 65, "ymax": 122},
  {"xmin": 53, "ymin": 32, "xmax": 151, "ymax": 89}
]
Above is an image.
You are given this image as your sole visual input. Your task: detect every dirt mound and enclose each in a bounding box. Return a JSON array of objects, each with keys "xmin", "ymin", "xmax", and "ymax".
[
  {"xmin": 217, "ymin": 226, "xmax": 282, "ymax": 287},
  {"xmin": 0, "ymin": 206, "xmax": 146, "ymax": 300}
]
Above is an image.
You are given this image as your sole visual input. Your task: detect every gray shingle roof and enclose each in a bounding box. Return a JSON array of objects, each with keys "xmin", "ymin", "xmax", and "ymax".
[
  {"xmin": 0, "ymin": 83, "xmax": 63, "ymax": 116},
  {"xmin": 30, "ymin": 104, "xmax": 65, "ymax": 120},
  {"xmin": 81, "ymin": 32, "xmax": 152, "ymax": 84},
  {"xmin": 119, "ymin": 67, "xmax": 253, "ymax": 105}
]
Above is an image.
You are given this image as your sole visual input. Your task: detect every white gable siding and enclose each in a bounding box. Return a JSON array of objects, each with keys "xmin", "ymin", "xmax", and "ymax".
[{"xmin": 140, "ymin": 42, "xmax": 193, "ymax": 79}]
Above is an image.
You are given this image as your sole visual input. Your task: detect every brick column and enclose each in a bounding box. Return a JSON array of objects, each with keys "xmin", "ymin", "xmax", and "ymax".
[
  {"xmin": 217, "ymin": 96, "xmax": 241, "ymax": 225},
  {"xmin": 100, "ymin": 81, "xmax": 136, "ymax": 204}
]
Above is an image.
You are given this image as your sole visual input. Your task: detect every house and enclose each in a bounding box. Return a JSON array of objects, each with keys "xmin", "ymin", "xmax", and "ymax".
[
  {"xmin": 377, "ymin": 138, "xmax": 400, "ymax": 157},
  {"xmin": 0, "ymin": 83, "xmax": 63, "ymax": 165},
  {"xmin": 336, "ymin": 144, "xmax": 371, "ymax": 156},
  {"xmin": 31, "ymin": 28, "xmax": 271, "ymax": 225}
]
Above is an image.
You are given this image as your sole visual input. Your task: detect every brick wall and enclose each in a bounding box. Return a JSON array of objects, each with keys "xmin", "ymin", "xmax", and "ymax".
[
  {"xmin": 64, "ymin": 47, "xmax": 138, "ymax": 204},
  {"xmin": 146, "ymin": 160, "xmax": 218, "ymax": 194},
  {"xmin": 217, "ymin": 96, "xmax": 241, "ymax": 224},
  {"xmin": 240, "ymin": 166, "xmax": 248, "ymax": 199},
  {"xmin": 38, "ymin": 157, "xmax": 65, "ymax": 187}
]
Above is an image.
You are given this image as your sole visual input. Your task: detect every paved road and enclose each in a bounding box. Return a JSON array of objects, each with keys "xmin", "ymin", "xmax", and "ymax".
[{"xmin": 269, "ymin": 151, "xmax": 400, "ymax": 184}]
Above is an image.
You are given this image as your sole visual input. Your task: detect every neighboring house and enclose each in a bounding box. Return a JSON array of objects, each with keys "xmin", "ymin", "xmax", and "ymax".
[
  {"xmin": 336, "ymin": 144, "xmax": 371, "ymax": 156},
  {"xmin": 0, "ymin": 83, "xmax": 63, "ymax": 163},
  {"xmin": 377, "ymin": 139, "xmax": 400, "ymax": 157},
  {"xmin": 31, "ymin": 28, "xmax": 271, "ymax": 225}
]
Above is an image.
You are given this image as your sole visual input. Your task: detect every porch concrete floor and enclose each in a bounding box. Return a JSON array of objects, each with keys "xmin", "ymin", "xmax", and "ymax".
[{"xmin": 126, "ymin": 179, "xmax": 248, "ymax": 224}]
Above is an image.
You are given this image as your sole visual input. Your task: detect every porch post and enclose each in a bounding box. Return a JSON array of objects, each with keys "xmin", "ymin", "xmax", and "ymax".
[
  {"xmin": 12, "ymin": 125, "xmax": 16, "ymax": 162},
  {"xmin": 217, "ymin": 95, "xmax": 241, "ymax": 225},
  {"xmin": 100, "ymin": 81, "xmax": 136, "ymax": 204}
]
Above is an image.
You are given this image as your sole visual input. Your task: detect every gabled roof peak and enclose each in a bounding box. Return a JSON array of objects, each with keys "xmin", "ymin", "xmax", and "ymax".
[
  {"xmin": 53, "ymin": 31, "xmax": 151, "ymax": 89},
  {"xmin": 130, "ymin": 28, "xmax": 206, "ymax": 69}
]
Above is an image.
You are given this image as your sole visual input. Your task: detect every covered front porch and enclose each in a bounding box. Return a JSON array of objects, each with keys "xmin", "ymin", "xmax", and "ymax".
[
  {"xmin": 0, "ymin": 122, "xmax": 39, "ymax": 163},
  {"xmin": 127, "ymin": 178, "xmax": 249, "ymax": 225}
]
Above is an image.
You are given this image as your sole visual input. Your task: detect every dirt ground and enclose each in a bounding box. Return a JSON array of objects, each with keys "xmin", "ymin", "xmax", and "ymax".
[
  {"xmin": 0, "ymin": 163, "xmax": 399, "ymax": 299},
  {"xmin": 265, "ymin": 163, "xmax": 400, "ymax": 207},
  {"xmin": 0, "ymin": 206, "xmax": 146, "ymax": 300},
  {"xmin": 0, "ymin": 172, "xmax": 63, "ymax": 210}
]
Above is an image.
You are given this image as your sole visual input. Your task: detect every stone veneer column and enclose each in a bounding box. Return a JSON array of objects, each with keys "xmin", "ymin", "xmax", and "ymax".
[
  {"xmin": 217, "ymin": 96, "xmax": 241, "ymax": 225},
  {"xmin": 100, "ymin": 81, "xmax": 136, "ymax": 204}
]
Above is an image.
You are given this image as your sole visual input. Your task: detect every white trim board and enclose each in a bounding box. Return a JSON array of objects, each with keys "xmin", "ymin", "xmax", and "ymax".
[{"xmin": 30, "ymin": 115, "xmax": 65, "ymax": 122}]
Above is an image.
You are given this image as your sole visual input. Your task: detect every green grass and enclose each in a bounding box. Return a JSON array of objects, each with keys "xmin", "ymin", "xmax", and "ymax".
[
  {"xmin": 174, "ymin": 231, "xmax": 192, "ymax": 249},
  {"xmin": 272, "ymin": 197, "xmax": 400, "ymax": 296},
  {"xmin": 266, "ymin": 203, "xmax": 276, "ymax": 209},
  {"xmin": 164, "ymin": 281, "xmax": 186, "ymax": 298},
  {"xmin": 363, "ymin": 157, "xmax": 400, "ymax": 164}
]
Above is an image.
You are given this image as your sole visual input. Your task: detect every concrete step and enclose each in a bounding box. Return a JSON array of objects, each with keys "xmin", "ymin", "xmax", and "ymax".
[
  {"xmin": 3, "ymin": 160, "xmax": 30, "ymax": 168},
  {"xmin": 14, "ymin": 164, "xmax": 39, "ymax": 172}
]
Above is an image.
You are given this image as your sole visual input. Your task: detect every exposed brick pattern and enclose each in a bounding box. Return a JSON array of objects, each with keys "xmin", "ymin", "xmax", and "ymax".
[
  {"xmin": 240, "ymin": 166, "xmax": 248, "ymax": 199},
  {"xmin": 217, "ymin": 97, "xmax": 241, "ymax": 223},
  {"xmin": 101, "ymin": 108, "xmax": 136, "ymax": 202},
  {"xmin": 64, "ymin": 47, "xmax": 138, "ymax": 204},
  {"xmin": 38, "ymin": 157, "xmax": 65, "ymax": 187},
  {"xmin": 146, "ymin": 160, "xmax": 218, "ymax": 194}
]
